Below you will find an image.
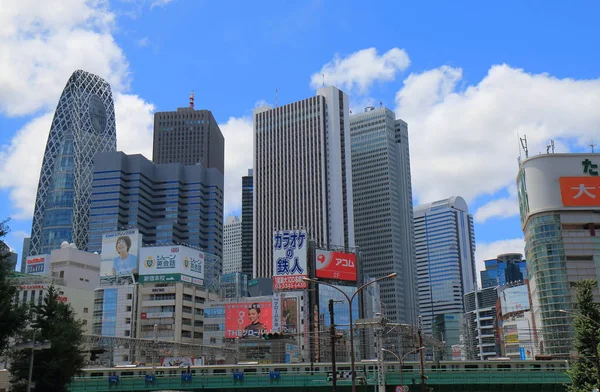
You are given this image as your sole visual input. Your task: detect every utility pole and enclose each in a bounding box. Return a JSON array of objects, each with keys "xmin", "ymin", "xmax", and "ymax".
[
  {"xmin": 418, "ymin": 319, "xmax": 426, "ymax": 392},
  {"xmin": 329, "ymin": 299, "xmax": 337, "ymax": 392}
]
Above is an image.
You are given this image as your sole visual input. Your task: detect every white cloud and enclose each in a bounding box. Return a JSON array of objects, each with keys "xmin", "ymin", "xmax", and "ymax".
[
  {"xmin": 474, "ymin": 196, "xmax": 518, "ymax": 223},
  {"xmin": 396, "ymin": 64, "xmax": 600, "ymax": 207},
  {"xmin": 219, "ymin": 116, "xmax": 253, "ymax": 217},
  {"xmin": 475, "ymin": 237, "xmax": 525, "ymax": 281},
  {"xmin": 136, "ymin": 37, "xmax": 150, "ymax": 47},
  {"xmin": 310, "ymin": 47, "xmax": 410, "ymax": 93},
  {"xmin": 150, "ymin": 0, "xmax": 175, "ymax": 9},
  {"xmin": 0, "ymin": 0, "xmax": 155, "ymax": 219}
]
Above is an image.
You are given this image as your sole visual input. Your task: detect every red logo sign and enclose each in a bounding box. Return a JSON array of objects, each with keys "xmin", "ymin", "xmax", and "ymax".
[
  {"xmin": 315, "ymin": 250, "xmax": 357, "ymax": 282},
  {"xmin": 141, "ymin": 312, "xmax": 147, "ymax": 319},
  {"xmin": 27, "ymin": 257, "xmax": 45, "ymax": 264}
]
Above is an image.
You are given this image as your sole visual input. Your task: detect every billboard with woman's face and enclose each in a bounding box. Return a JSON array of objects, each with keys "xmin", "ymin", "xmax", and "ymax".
[
  {"xmin": 225, "ymin": 302, "xmax": 273, "ymax": 339},
  {"xmin": 100, "ymin": 229, "xmax": 141, "ymax": 277}
]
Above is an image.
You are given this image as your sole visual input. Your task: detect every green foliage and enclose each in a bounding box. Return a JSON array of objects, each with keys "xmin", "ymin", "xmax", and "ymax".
[
  {"xmin": 10, "ymin": 285, "xmax": 85, "ymax": 392},
  {"xmin": 567, "ymin": 279, "xmax": 600, "ymax": 392},
  {"xmin": 0, "ymin": 219, "xmax": 28, "ymax": 356}
]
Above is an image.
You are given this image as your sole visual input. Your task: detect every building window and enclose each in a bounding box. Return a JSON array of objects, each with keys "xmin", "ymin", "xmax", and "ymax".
[
  {"xmin": 83, "ymin": 307, "xmax": 89, "ymax": 313},
  {"xmin": 124, "ymin": 330, "xmax": 130, "ymax": 337}
]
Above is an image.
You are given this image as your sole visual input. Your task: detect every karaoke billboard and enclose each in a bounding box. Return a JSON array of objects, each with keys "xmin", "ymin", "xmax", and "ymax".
[{"xmin": 273, "ymin": 230, "xmax": 308, "ymax": 290}]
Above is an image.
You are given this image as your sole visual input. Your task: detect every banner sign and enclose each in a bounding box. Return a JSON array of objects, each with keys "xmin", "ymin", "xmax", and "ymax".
[
  {"xmin": 315, "ymin": 249, "xmax": 357, "ymax": 282},
  {"xmin": 225, "ymin": 301, "xmax": 273, "ymax": 339},
  {"xmin": 273, "ymin": 230, "xmax": 307, "ymax": 290}
]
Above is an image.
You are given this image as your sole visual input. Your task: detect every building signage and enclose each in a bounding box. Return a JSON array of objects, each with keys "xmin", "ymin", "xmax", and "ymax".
[
  {"xmin": 141, "ymin": 324, "xmax": 172, "ymax": 331},
  {"xmin": 582, "ymin": 159, "xmax": 598, "ymax": 175},
  {"xmin": 224, "ymin": 301, "xmax": 273, "ymax": 339},
  {"xmin": 315, "ymin": 249, "xmax": 357, "ymax": 282},
  {"xmin": 273, "ymin": 230, "xmax": 308, "ymax": 291},
  {"xmin": 560, "ymin": 177, "xmax": 600, "ymax": 207},
  {"xmin": 100, "ymin": 229, "xmax": 141, "ymax": 277},
  {"xmin": 19, "ymin": 284, "xmax": 46, "ymax": 290},
  {"xmin": 139, "ymin": 246, "xmax": 205, "ymax": 285},
  {"xmin": 25, "ymin": 255, "xmax": 50, "ymax": 276},
  {"xmin": 141, "ymin": 312, "xmax": 174, "ymax": 319},
  {"xmin": 272, "ymin": 295, "xmax": 281, "ymax": 333}
]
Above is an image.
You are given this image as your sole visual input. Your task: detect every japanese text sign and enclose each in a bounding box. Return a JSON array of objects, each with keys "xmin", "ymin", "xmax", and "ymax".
[
  {"xmin": 273, "ymin": 230, "xmax": 308, "ymax": 291},
  {"xmin": 315, "ymin": 249, "xmax": 357, "ymax": 282},
  {"xmin": 559, "ymin": 177, "xmax": 600, "ymax": 207}
]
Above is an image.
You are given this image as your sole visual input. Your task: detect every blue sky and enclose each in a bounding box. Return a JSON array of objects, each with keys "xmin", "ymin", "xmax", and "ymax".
[{"xmin": 1, "ymin": 0, "xmax": 600, "ymax": 274}]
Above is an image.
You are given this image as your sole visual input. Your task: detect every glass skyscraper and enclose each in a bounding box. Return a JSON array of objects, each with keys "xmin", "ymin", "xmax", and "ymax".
[
  {"xmin": 349, "ymin": 107, "xmax": 417, "ymax": 325},
  {"xmin": 29, "ymin": 70, "xmax": 116, "ymax": 255},
  {"xmin": 414, "ymin": 196, "xmax": 476, "ymax": 334},
  {"xmin": 481, "ymin": 253, "xmax": 527, "ymax": 289}
]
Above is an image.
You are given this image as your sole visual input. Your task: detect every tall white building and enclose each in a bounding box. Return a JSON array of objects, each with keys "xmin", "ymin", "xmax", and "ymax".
[
  {"xmin": 349, "ymin": 107, "xmax": 417, "ymax": 324},
  {"xmin": 253, "ymin": 86, "xmax": 355, "ymax": 277},
  {"xmin": 414, "ymin": 196, "xmax": 476, "ymax": 334},
  {"xmin": 223, "ymin": 216, "xmax": 242, "ymax": 274}
]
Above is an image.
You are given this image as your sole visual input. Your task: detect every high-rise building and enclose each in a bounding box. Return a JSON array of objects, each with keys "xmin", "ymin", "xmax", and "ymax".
[
  {"xmin": 241, "ymin": 169, "xmax": 254, "ymax": 279},
  {"xmin": 20, "ymin": 237, "xmax": 30, "ymax": 273},
  {"xmin": 253, "ymin": 86, "xmax": 355, "ymax": 277},
  {"xmin": 464, "ymin": 286, "xmax": 499, "ymax": 360},
  {"xmin": 29, "ymin": 70, "xmax": 116, "ymax": 255},
  {"xmin": 481, "ymin": 253, "xmax": 527, "ymax": 289},
  {"xmin": 152, "ymin": 100, "xmax": 224, "ymax": 174},
  {"xmin": 517, "ymin": 153, "xmax": 600, "ymax": 357},
  {"xmin": 88, "ymin": 152, "xmax": 224, "ymax": 263},
  {"xmin": 223, "ymin": 216, "xmax": 242, "ymax": 275},
  {"xmin": 414, "ymin": 196, "xmax": 476, "ymax": 334},
  {"xmin": 349, "ymin": 106, "xmax": 417, "ymax": 324}
]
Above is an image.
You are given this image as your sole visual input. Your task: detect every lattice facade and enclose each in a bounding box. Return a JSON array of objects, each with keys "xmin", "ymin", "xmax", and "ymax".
[{"xmin": 30, "ymin": 70, "xmax": 116, "ymax": 255}]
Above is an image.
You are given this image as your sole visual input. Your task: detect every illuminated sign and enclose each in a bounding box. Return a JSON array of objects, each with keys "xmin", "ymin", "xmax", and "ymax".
[{"xmin": 315, "ymin": 250, "xmax": 358, "ymax": 282}]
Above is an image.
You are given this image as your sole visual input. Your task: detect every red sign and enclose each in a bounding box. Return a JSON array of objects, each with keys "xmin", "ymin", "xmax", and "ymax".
[
  {"xmin": 273, "ymin": 275, "xmax": 308, "ymax": 291},
  {"xmin": 57, "ymin": 296, "xmax": 68, "ymax": 302},
  {"xmin": 141, "ymin": 312, "xmax": 147, "ymax": 319},
  {"xmin": 225, "ymin": 302, "xmax": 272, "ymax": 339},
  {"xmin": 315, "ymin": 250, "xmax": 357, "ymax": 281},
  {"xmin": 19, "ymin": 285, "xmax": 46, "ymax": 290},
  {"xmin": 560, "ymin": 177, "xmax": 600, "ymax": 207},
  {"xmin": 27, "ymin": 257, "xmax": 46, "ymax": 264}
]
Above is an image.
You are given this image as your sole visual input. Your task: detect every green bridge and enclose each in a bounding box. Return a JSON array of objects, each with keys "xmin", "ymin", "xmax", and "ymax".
[{"xmin": 69, "ymin": 369, "xmax": 571, "ymax": 392}]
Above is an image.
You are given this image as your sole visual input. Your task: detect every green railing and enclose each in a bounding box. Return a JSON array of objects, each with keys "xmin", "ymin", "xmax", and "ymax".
[{"xmin": 69, "ymin": 369, "xmax": 571, "ymax": 391}]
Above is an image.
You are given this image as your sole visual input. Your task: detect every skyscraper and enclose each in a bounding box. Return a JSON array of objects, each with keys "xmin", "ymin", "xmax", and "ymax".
[
  {"xmin": 88, "ymin": 152, "xmax": 224, "ymax": 262},
  {"xmin": 481, "ymin": 253, "xmax": 527, "ymax": 289},
  {"xmin": 414, "ymin": 196, "xmax": 476, "ymax": 334},
  {"xmin": 223, "ymin": 216, "xmax": 242, "ymax": 274},
  {"xmin": 241, "ymin": 169, "xmax": 254, "ymax": 279},
  {"xmin": 518, "ymin": 153, "xmax": 600, "ymax": 357},
  {"xmin": 152, "ymin": 98, "xmax": 224, "ymax": 174},
  {"xmin": 349, "ymin": 106, "xmax": 417, "ymax": 324},
  {"xmin": 253, "ymin": 86, "xmax": 355, "ymax": 277},
  {"xmin": 29, "ymin": 70, "xmax": 116, "ymax": 255}
]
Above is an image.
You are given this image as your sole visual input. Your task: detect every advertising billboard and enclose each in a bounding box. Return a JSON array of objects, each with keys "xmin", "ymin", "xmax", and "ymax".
[
  {"xmin": 560, "ymin": 176, "xmax": 600, "ymax": 207},
  {"xmin": 138, "ymin": 245, "xmax": 204, "ymax": 284},
  {"xmin": 225, "ymin": 302, "xmax": 273, "ymax": 339},
  {"xmin": 315, "ymin": 249, "xmax": 357, "ymax": 281},
  {"xmin": 100, "ymin": 229, "xmax": 141, "ymax": 277},
  {"xmin": 281, "ymin": 297, "xmax": 299, "ymax": 334},
  {"xmin": 25, "ymin": 255, "xmax": 50, "ymax": 276},
  {"xmin": 499, "ymin": 285, "xmax": 530, "ymax": 315},
  {"xmin": 273, "ymin": 230, "xmax": 308, "ymax": 291}
]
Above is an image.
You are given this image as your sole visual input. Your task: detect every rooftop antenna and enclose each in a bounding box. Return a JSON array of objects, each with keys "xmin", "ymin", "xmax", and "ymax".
[
  {"xmin": 519, "ymin": 134, "xmax": 529, "ymax": 158},
  {"xmin": 590, "ymin": 139, "xmax": 597, "ymax": 153},
  {"xmin": 275, "ymin": 89, "xmax": 278, "ymax": 108},
  {"xmin": 380, "ymin": 100, "xmax": 383, "ymax": 108},
  {"xmin": 322, "ymin": 73, "xmax": 325, "ymax": 87},
  {"xmin": 546, "ymin": 139, "xmax": 555, "ymax": 154},
  {"xmin": 189, "ymin": 90, "xmax": 195, "ymax": 109}
]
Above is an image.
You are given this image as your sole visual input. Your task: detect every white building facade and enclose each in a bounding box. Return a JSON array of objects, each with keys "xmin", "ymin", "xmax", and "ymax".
[
  {"xmin": 222, "ymin": 216, "xmax": 242, "ymax": 274},
  {"xmin": 253, "ymin": 86, "xmax": 355, "ymax": 277}
]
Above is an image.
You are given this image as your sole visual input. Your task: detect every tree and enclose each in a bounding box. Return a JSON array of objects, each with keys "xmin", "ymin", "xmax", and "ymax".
[
  {"xmin": 0, "ymin": 219, "xmax": 28, "ymax": 357},
  {"xmin": 10, "ymin": 286, "xmax": 85, "ymax": 392},
  {"xmin": 567, "ymin": 279, "xmax": 600, "ymax": 392}
]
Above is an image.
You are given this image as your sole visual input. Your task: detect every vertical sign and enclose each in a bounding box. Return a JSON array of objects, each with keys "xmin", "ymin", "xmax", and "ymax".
[
  {"xmin": 273, "ymin": 230, "xmax": 308, "ymax": 290},
  {"xmin": 272, "ymin": 295, "xmax": 281, "ymax": 333}
]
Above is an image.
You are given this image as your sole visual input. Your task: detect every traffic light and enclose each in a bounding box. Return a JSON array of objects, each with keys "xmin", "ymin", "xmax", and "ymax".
[{"xmin": 90, "ymin": 348, "xmax": 106, "ymax": 361}]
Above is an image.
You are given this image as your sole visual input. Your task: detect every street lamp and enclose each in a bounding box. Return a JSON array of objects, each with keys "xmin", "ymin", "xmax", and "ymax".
[
  {"xmin": 14, "ymin": 329, "xmax": 52, "ymax": 391},
  {"xmin": 303, "ymin": 272, "xmax": 397, "ymax": 392},
  {"xmin": 381, "ymin": 346, "xmax": 425, "ymax": 387}
]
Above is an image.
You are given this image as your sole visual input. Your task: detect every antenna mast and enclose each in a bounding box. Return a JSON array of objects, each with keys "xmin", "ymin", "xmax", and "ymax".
[
  {"xmin": 519, "ymin": 135, "xmax": 529, "ymax": 158},
  {"xmin": 275, "ymin": 89, "xmax": 278, "ymax": 108},
  {"xmin": 546, "ymin": 139, "xmax": 555, "ymax": 154},
  {"xmin": 590, "ymin": 140, "xmax": 597, "ymax": 153},
  {"xmin": 189, "ymin": 91, "xmax": 195, "ymax": 109},
  {"xmin": 322, "ymin": 73, "xmax": 325, "ymax": 87}
]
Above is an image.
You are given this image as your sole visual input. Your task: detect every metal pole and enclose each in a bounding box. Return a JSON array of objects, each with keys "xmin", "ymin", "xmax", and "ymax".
[
  {"xmin": 329, "ymin": 299, "xmax": 337, "ymax": 392},
  {"xmin": 27, "ymin": 329, "xmax": 35, "ymax": 392},
  {"xmin": 418, "ymin": 326, "xmax": 425, "ymax": 392}
]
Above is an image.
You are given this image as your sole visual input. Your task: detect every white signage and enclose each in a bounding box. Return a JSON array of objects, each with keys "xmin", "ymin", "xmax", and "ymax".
[
  {"xmin": 273, "ymin": 230, "xmax": 308, "ymax": 290},
  {"xmin": 25, "ymin": 255, "xmax": 50, "ymax": 276},
  {"xmin": 139, "ymin": 245, "xmax": 204, "ymax": 281},
  {"xmin": 100, "ymin": 229, "xmax": 141, "ymax": 277}
]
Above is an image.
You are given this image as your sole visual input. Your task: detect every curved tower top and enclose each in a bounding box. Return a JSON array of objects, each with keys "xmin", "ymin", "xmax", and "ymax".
[{"xmin": 29, "ymin": 70, "xmax": 117, "ymax": 255}]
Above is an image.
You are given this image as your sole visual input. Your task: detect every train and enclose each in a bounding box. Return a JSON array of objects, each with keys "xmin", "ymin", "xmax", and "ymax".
[{"xmin": 75, "ymin": 359, "xmax": 569, "ymax": 379}]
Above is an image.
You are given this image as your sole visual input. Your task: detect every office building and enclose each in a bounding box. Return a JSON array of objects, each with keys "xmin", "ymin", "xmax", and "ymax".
[
  {"xmin": 496, "ymin": 284, "xmax": 537, "ymax": 359},
  {"xmin": 517, "ymin": 153, "xmax": 600, "ymax": 357},
  {"xmin": 349, "ymin": 106, "xmax": 417, "ymax": 324},
  {"xmin": 432, "ymin": 313, "xmax": 463, "ymax": 360},
  {"xmin": 3, "ymin": 251, "xmax": 17, "ymax": 271},
  {"xmin": 464, "ymin": 287, "xmax": 498, "ymax": 360},
  {"xmin": 414, "ymin": 196, "xmax": 476, "ymax": 334},
  {"xmin": 29, "ymin": 70, "xmax": 116, "ymax": 255},
  {"xmin": 241, "ymin": 169, "xmax": 254, "ymax": 279},
  {"xmin": 223, "ymin": 216, "xmax": 242, "ymax": 274},
  {"xmin": 20, "ymin": 237, "xmax": 30, "ymax": 273},
  {"xmin": 481, "ymin": 253, "xmax": 527, "ymax": 289},
  {"xmin": 253, "ymin": 86, "xmax": 355, "ymax": 277},
  {"xmin": 219, "ymin": 272, "xmax": 248, "ymax": 299},
  {"xmin": 88, "ymin": 152, "xmax": 224, "ymax": 263},
  {"xmin": 152, "ymin": 99, "xmax": 224, "ymax": 174}
]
